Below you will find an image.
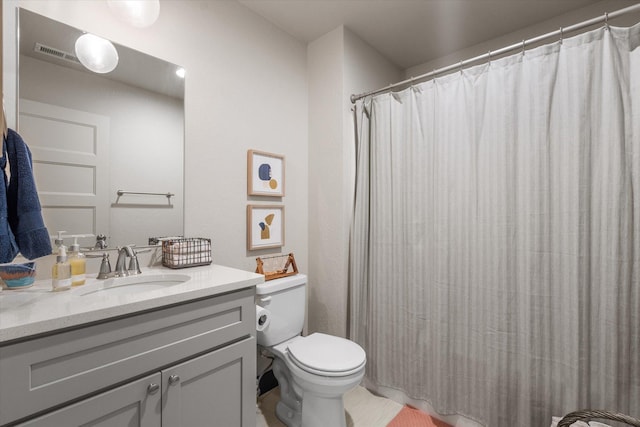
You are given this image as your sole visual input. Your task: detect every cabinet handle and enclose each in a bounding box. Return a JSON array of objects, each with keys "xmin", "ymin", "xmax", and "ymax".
[
  {"xmin": 168, "ymin": 374, "xmax": 180, "ymax": 385},
  {"xmin": 147, "ymin": 383, "xmax": 160, "ymax": 394}
]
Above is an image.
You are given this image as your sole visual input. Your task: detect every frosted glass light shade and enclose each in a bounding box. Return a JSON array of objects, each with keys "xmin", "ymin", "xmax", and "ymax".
[
  {"xmin": 75, "ymin": 34, "xmax": 119, "ymax": 74},
  {"xmin": 107, "ymin": 0, "xmax": 160, "ymax": 28}
]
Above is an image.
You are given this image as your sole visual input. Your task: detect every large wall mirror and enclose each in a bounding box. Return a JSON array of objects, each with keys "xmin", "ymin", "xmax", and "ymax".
[{"xmin": 17, "ymin": 8, "xmax": 184, "ymax": 250}]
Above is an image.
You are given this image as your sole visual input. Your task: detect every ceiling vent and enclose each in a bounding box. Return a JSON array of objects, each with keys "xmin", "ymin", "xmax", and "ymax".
[{"xmin": 34, "ymin": 42, "xmax": 80, "ymax": 64}]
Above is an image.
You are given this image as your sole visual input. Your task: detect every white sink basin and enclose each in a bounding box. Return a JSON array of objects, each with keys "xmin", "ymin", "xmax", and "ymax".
[{"xmin": 79, "ymin": 273, "xmax": 190, "ymax": 297}]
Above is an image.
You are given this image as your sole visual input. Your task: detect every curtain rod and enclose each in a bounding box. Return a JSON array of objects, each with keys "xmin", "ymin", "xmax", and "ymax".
[{"xmin": 350, "ymin": 3, "xmax": 640, "ymax": 104}]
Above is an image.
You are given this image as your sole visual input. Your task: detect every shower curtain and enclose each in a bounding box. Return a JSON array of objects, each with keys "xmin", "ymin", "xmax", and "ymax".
[{"xmin": 350, "ymin": 24, "xmax": 640, "ymax": 427}]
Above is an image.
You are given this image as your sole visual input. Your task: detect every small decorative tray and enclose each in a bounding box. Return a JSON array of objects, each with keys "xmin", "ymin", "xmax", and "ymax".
[{"xmin": 255, "ymin": 253, "xmax": 298, "ymax": 281}]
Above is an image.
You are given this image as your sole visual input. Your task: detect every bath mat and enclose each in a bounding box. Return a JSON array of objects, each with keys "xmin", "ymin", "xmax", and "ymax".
[
  {"xmin": 258, "ymin": 385, "xmax": 404, "ymax": 426},
  {"xmin": 344, "ymin": 385, "xmax": 403, "ymax": 426},
  {"xmin": 256, "ymin": 385, "xmax": 452, "ymax": 427},
  {"xmin": 387, "ymin": 405, "xmax": 452, "ymax": 427}
]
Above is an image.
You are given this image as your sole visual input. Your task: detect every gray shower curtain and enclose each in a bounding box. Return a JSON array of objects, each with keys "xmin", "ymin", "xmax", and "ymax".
[{"xmin": 349, "ymin": 24, "xmax": 640, "ymax": 426}]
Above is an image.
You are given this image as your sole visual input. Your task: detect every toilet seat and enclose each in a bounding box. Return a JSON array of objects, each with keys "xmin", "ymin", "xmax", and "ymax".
[{"xmin": 286, "ymin": 333, "xmax": 366, "ymax": 377}]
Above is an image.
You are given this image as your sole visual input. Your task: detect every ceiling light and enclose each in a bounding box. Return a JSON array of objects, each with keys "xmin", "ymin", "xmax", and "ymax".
[
  {"xmin": 107, "ymin": 0, "xmax": 160, "ymax": 28},
  {"xmin": 176, "ymin": 68, "xmax": 185, "ymax": 78},
  {"xmin": 75, "ymin": 33, "xmax": 119, "ymax": 74}
]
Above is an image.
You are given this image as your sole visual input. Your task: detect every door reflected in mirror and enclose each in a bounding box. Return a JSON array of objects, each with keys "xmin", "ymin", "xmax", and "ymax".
[{"xmin": 17, "ymin": 8, "xmax": 185, "ymax": 249}]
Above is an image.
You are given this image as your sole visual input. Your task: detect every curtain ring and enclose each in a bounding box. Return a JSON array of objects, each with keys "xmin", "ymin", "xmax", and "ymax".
[
  {"xmin": 604, "ymin": 12, "xmax": 609, "ymax": 31},
  {"xmin": 521, "ymin": 40, "xmax": 526, "ymax": 56},
  {"xmin": 488, "ymin": 50, "xmax": 492, "ymax": 64},
  {"xmin": 459, "ymin": 60, "xmax": 463, "ymax": 74},
  {"xmin": 559, "ymin": 27, "xmax": 564, "ymax": 44}
]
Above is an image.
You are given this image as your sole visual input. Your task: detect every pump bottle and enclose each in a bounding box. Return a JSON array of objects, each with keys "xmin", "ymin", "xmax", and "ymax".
[
  {"xmin": 52, "ymin": 245, "xmax": 72, "ymax": 292},
  {"xmin": 51, "ymin": 230, "xmax": 67, "ymax": 254},
  {"xmin": 68, "ymin": 237, "xmax": 87, "ymax": 286}
]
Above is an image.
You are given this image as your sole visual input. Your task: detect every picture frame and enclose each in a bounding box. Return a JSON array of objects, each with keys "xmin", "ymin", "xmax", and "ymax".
[
  {"xmin": 247, "ymin": 205, "xmax": 285, "ymax": 250},
  {"xmin": 247, "ymin": 150, "xmax": 285, "ymax": 197}
]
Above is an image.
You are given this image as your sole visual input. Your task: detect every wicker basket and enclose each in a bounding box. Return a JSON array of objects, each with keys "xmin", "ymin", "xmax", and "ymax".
[
  {"xmin": 161, "ymin": 238, "xmax": 212, "ymax": 269},
  {"xmin": 558, "ymin": 410, "xmax": 640, "ymax": 427}
]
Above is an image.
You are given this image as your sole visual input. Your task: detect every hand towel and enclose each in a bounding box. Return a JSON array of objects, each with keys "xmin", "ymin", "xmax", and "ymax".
[
  {"xmin": 5, "ymin": 129, "xmax": 52, "ymax": 259},
  {"xmin": 0, "ymin": 141, "xmax": 19, "ymax": 263}
]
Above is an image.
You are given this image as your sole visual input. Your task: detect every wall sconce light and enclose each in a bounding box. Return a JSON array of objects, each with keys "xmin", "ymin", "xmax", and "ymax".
[
  {"xmin": 107, "ymin": 0, "xmax": 161, "ymax": 28},
  {"xmin": 75, "ymin": 33, "xmax": 119, "ymax": 74},
  {"xmin": 176, "ymin": 68, "xmax": 186, "ymax": 78}
]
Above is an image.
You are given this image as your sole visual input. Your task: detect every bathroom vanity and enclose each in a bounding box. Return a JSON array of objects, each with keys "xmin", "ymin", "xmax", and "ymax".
[{"xmin": 0, "ymin": 264, "xmax": 262, "ymax": 427}]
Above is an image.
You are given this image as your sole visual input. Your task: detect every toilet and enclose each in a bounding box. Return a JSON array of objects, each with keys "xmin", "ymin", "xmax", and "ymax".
[{"xmin": 256, "ymin": 274, "xmax": 366, "ymax": 427}]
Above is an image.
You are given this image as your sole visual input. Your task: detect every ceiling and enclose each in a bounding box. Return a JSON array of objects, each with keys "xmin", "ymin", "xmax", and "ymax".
[
  {"xmin": 238, "ymin": 0, "xmax": 604, "ymax": 69},
  {"xmin": 19, "ymin": 8, "xmax": 185, "ymax": 99}
]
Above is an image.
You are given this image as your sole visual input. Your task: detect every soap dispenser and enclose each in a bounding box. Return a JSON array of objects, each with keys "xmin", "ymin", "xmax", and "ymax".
[
  {"xmin": 52, "ymin": 245, "xmax": 72, "ymax": 292},
  {"xmin": 51, "ymin": 231, "xmax": 67, "ymax": 254},
  {"xmin": 69, "ymin": 237, "xmax": 87, "ymax": 286}
]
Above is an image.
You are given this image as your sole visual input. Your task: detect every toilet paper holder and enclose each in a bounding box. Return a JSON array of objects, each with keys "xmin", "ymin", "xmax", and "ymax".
[
  {"xmin": 255, "ymin": 305, "xmax": 271, "ymax": 331},
  {"xmin": 257, "ymin": 312, "xmax": 268, "ymax": 327}
]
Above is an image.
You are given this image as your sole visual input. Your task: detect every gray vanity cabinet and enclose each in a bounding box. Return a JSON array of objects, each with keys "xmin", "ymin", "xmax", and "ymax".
[
  {"xmin": 0, "ymin": 287, "xmax": 257, "ymax": 427},
  {"xmin": 17, "ymin": 338, "xmax": 255, "ymax": 427}
]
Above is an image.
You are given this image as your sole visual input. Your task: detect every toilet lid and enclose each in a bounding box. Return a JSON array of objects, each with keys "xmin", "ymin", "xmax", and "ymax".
[{"xmin": 287, "ymin": 333, "xmax": 366, "ymax": 375}]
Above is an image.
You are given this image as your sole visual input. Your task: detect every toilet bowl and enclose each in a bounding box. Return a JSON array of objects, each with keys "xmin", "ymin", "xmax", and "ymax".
[
  {"xmin": 256, "ymin": 275, "xmax": 366, "ymax": 427},
  {"xmin": 268, "ymin": 333, "xmax": 366, "ymax": 427}
]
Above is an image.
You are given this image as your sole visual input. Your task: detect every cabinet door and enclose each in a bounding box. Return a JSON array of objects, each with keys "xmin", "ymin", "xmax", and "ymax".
[
  {"xmin": 162, "ymin": 337, "xmax": 256, "ymax": 427},
  {"xmin": 17, "ymin": 373, "xmax": 161, "ymax": 427}
]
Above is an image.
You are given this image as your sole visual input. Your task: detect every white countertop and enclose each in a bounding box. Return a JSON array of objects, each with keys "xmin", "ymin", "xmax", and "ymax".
[{"xmin": 0, "ymin": 264, "xmax": 264, "ymax": 344}]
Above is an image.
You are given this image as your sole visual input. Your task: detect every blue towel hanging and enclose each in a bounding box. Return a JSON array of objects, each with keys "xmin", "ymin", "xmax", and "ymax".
[
  {"xmin": 0, "ymin": 137, "xmax": 19, "ymax": 262},
  {"xmin": 5, "ymin": 128, "xmax": 52, "ymax": 259}
]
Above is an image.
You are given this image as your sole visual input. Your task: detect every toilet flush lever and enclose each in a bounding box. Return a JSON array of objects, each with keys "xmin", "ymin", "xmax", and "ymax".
[{"xmin": 259, "ymin": 296, "xmax": 272, "ymax": 303}]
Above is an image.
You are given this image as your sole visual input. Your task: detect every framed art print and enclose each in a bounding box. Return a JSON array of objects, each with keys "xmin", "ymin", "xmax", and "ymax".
[
  {"xmin": 248, "ymin": 150, "xmax": 285, "ymax": 197},
  {"xmin": 247, "ymin": 205, "xmax": 284, "ymax": 250}
]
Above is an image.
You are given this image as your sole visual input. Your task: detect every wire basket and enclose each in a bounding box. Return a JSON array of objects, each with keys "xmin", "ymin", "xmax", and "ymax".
[
  {"xmin": 161, "ymin": 238, "xmax": 212, "ymax": 269},
  {"xmin": 558, "ymin": 410, "xmax": 640, "ymax": 427}
]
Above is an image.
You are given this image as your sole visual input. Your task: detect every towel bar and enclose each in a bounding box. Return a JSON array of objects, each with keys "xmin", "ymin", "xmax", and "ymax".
[
  {"xmin": 115, "ymin": 190, "xmax": 175, "ymax": 205},
  {"xmin": 116, "ymin": 190, "xmax": 174, "ymax": 199}
]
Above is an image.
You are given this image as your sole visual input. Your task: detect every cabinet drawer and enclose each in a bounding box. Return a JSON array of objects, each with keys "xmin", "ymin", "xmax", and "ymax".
[{"xmin": 0, "ymin": 288, "xmax": 254, "ymax": 426}]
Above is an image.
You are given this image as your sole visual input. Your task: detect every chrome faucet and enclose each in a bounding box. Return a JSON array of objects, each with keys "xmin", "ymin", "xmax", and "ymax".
[
  {"xmin": 128, "ymin": 250, "xmax": 142, "ymax": 275},
  {"xmin": 93, "ymin": 234, "xmax": 108, "ymax": 250},
  {"xmin": 96, "ymin": 253, "xmax": 112, "ymax": 279},
  {"xmin": 114, "ymin": 246, "xmax": 136, "ymax": 277},
  {"xmin": 86, "ymin": 252, "xmax": 113, "ymax": 279}
]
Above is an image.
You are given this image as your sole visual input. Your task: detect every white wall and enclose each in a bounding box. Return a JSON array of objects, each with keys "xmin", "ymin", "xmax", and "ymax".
[
  {"xmin": 4, "ymin": 0, "xmax": 308, "ymax": 275},
  {"xmin": 307, "ymin": 27, "xmax": 345, "ymax": 336},
  {"xmin": 307, "ymin": 26, "xmax": 401, "ymax": 337}
]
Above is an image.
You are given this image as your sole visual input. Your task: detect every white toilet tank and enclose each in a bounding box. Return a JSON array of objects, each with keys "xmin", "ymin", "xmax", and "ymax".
[{"xmin": 256, "ymin": 274, "xmax": 307, "ymax": 347}]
